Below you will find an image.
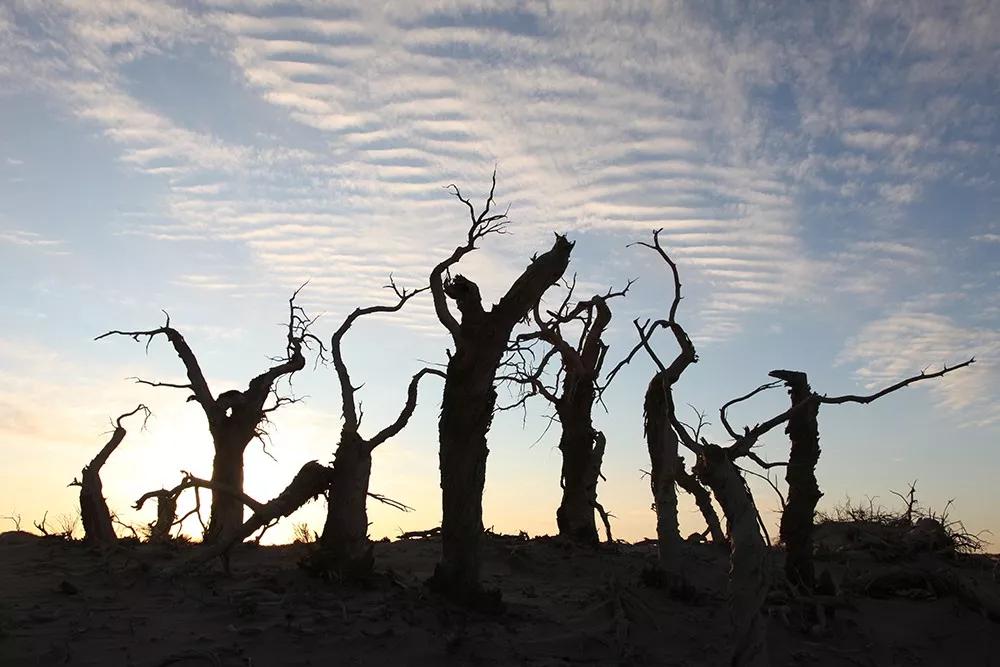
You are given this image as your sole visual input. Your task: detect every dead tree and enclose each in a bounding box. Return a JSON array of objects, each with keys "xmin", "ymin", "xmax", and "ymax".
[
  {"xmin": 752, "ymin": 361, "xmax": 975, "ymax": 591},
  {"xmin": 71, "ymin": 405, "xmax": 150, "ymax": 544},
  {"xmin": 671, "ymin": 389, "xmax": 812, "ymax": 665},
  {"xmin": 427, "ymin": 171, "xmax": 573, "ymax": 604},
  {"xmin": 604, "ymin": 229, "xmax": 715, "ymax": 568},
  {"xmin": 97, "ymin": 288, "xmax": 321, "ymax": 544},
  {"xmin": 501, "ymin": 278, "xmax": 632, "ymax": 543},
  {"xmin": 696, "ymin": 359, "xmax": 974, "ymax": 665},
  {"xmin": 134, "ymin": 470, "xmax": 258, "ymax": 542},
  {"xmin": 313, "ymin": 277, "xmax": 445, "ymax": 576},
  {"xmin": 673, "ymin": 408, "xmax": 726, "ymax": 544},
  {"xmin": 150, "ymin": 281, "xmax": 440, "ymax": 570}
]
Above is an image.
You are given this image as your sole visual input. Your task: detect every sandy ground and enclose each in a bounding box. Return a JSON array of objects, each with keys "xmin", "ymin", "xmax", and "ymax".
[{"xmin": 1, "ymin": 530, "xmax": 997, "ymax": 666}]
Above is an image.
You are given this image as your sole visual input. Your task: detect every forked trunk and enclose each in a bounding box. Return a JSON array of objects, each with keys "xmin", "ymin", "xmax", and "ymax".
[
  {"xmin": 431, "ymin": 351, "xmax": 500, "ymax": 604},
  {"xmin": 772, "ymin": 370, "xmax": 822, "ymax": 591},
  {"xmin": 318, "ymin": 436, "xmax": 374, "ymax": 576},
  {"xmin": 644, "ymin": 374, "xmax": 681, "ymax": 568},
  {"xmin": 676, "ymin": 458, "xmax": 726, "ymax": 544},
  {"xmin": 204, "ymin": 435, "xmax": 247, "ymax": 544},
  {"xmin": 697, "ymin": 445, "xmax": 769, "ymax": 667}
]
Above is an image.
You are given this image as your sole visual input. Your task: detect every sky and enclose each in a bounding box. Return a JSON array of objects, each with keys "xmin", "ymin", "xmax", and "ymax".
[{"xmin": 0, "ymin": 0, "xmax": 998, "ymax": 547}]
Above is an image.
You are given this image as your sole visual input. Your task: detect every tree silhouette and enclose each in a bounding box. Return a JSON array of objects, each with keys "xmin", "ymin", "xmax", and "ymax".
[
  {"xmin": 604, "ymin": 229, "xmax": 721, "ymax": 567},
  {"xmin": 501, "ymin": 277, "xmax": 633, "ymax": 543},
  {"xmin": 96, "ymin": 288, "xmax": 322, "ymax": 543},
  {"xmin": 744, "ymin": 361, "xmax": 975, "ymax": 591},
  {"xmin": 312, "ymin": 277, "xmax": 444, "ymax": 576},
  {"xmin": 427, "ymin": 171, "xmax": 574, "ymax": 605},
  {"xmin": 71, "ymin": 404, "xmax": 150, "ymax": 544}
]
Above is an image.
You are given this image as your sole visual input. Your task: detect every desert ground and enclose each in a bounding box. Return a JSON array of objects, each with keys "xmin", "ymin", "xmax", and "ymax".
[{"xmin": 1, "ymin": 525, "xmax": 997, "ymax": 667}]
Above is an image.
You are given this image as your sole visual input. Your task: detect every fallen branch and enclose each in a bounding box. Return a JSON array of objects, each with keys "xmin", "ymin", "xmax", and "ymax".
[{"xmin": 399, "ymin": 527, "xmax": 441, "ymax": 540}]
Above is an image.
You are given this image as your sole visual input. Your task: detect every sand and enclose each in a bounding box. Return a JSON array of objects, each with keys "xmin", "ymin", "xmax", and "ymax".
[{"xmin": 1, "ymin": 530, "xmax": 997, "ymax": 666}]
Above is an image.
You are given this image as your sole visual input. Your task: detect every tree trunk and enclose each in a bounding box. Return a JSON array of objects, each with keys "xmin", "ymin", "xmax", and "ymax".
[
  {"xmin": 149, "ymin": 494, "xmax": 177, "ymax": 543},
  {"xmin": 644, "ymin": 374, "xmax": 681, "ymax": 568},
  {"xmin": 204, "ymin": 434, "xmax": 247, "ymax": 544},
  {"xmin": 556, "ymin": 384, "xmax": 603, "ymax": 544},
  {"xmin": 77, "ymin": 421, "xmax": 134, "ymax": 545},
  {"xmin": 428, "ymin": 230, "xmax": 572, "ymax": 604},
  {"xmin": 556, "ymin": 401, "xmax": 599, "ymax": 544},
  {"xmin": 676, "ymin": 458, "xmax": 726, "ymax": 544},
  {"xmin": 318, "ymin": 436, "xmax": 374, "ymax": 576},
  {"xmin": 430, "ymin": 351, "xmax": 501, "ymax": 605},
  {"xmin": 772, "ymin": 370, "xmax": 821, "ymax": 591},
  {"xmin": 697, "ymin": 445, "xmax": 770, "ymax": 667},
  {"xmin": 79, "ymin": 469, "xmax": 116, "ymax": 545}
]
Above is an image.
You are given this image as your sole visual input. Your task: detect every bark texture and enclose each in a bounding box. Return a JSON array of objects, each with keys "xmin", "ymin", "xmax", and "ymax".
[
  {"xmin": 771, "ymin": 370, "xmax": 821, "ymax": 591},
  {"xmin": 696, "ymin": 445, "xmax": 770, "ymax": 667},
  {"xmin": 556, "ymin": 419, "xmax": 601, "ymax": 544},
  {"xmin": 644, "ymin": 373, "xmax": 682, "ymax": 565},
  {"xmin": 676, "ymin": 457, "xmax": 725, "ymax": 544},
  {"xmin": 436, "ymin": 353, "xmax": 501, "ymax": 597}
]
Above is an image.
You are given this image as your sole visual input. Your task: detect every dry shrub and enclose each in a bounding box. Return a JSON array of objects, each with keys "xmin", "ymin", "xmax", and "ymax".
[{"xmin": 816, "ymin": 482, "xmax": 988, "ymax": 556}]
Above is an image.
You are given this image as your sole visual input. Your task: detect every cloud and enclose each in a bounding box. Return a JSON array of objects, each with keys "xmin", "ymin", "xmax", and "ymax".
[
  {"xmin": 0, "ymin": 228, "xmax": 67, "ymax": 254},
  {"xmin": 2, "ymin": 0, "xmax": 997, "ymax": 342},
  {"xmin": 838, "ymin": 310, "xmax": 1000, "ymax": 427}
]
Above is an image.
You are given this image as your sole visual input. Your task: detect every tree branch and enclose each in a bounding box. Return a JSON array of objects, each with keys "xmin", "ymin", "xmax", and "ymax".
[
  {"xmin": 819, "ymin": 358, "xmax": 975, "ymax": 405},
  {"xmin": 493, "ymin": 233, "xmax": 575, "ymax": 327},
  {"xmin": 719, "ymin": 381, "xmax": 782, "ymax": 439},
  {"xmin": 332, "ymin": 276, "xmax": 429, "ymax": 434},
  {"xmin": 430, "ymin": 168, "xmax": 511, "ymax": 342},
  {"xmin": 367, "ymin": 367, "xmax": 446, "ymax": 449},
  {"xmin": 96, "ymin": 312, "xmax": 214, "ymax": 409}
]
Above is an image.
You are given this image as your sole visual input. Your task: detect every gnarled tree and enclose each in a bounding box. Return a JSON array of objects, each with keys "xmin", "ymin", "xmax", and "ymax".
[
  {"xmin": 96, "ymin": 288, "xmax": 321, "ymax": 543},
  {"xmin": 670, "ymin": 385, "xmax": 814, "ymax": 666},
  {"xmin": 752, "ymin": 361, "xmax": 974, "ymax": 591},
  {"xmin": 693, "ymin": 358, "xmax": 975, "ymax": 665},
  {"xmin": 427, "ymin": 172, "xmax": 574, "ymax": 604},
  {"xmin": 604, "ymin": 229, "xmax": 720, "ymax": 568},
  {"xmin": 71, "ymin": 404, "xmax": 150, "ymax": 544},
  {"xmin": 501, "ymin": 278, "xmax": 632, "ymax": 543},
  {"xmin": 313, "ymin": 277, "xmax": 445, "ymax": 576}
]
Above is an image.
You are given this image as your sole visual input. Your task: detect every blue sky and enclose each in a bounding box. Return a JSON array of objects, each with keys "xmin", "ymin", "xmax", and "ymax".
[{"xmin": 0, "ymin": 0, "xmax": 998, "ymax": 545}]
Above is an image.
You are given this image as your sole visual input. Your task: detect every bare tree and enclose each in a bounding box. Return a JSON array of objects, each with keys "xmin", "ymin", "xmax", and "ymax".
[
  {"xmin": 156, "ymin": 282, "xmax": 442, "ymax": 572},
  {"xmin": 603, "ymin": 229, "xmax": 715, "ymax": 568},
  {"xmin": 71, "ymin": 405, "xmax": 150, "ymax": 544},
  {"xmin": 754, "ymin": 361, "xmax": 974, "ymax": 591},
  {"xmin": 686, "ymin": 358, "xmax": 975, "ymax": 665},
  {"xmin": 501, "ymin": 278, "xmax": 632, "ymax": 543},
  {"xmin": 96, "ymin": 288, "xmax": 321, "ymax": 543},
  {"xmin": 673, "ymin": 389, "xmax": 812, "ymax": 666},
  {"xmin": 312, "ymin": 277, "xmax": 445, "ymax": 576},
  {"xmin": 427, "ymin": 171, "xmax": 574, "ymax": 604}
]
